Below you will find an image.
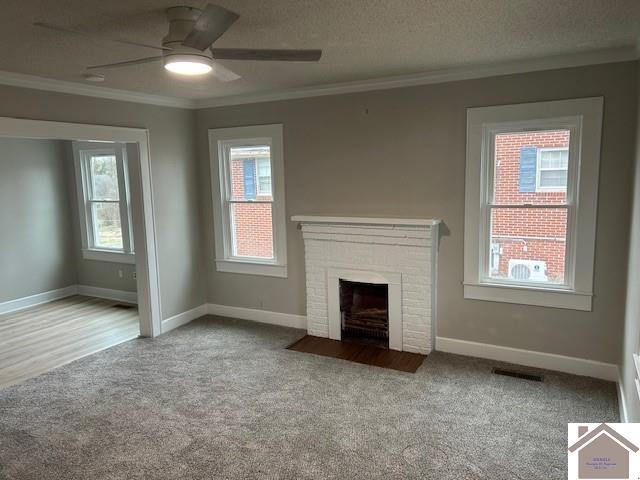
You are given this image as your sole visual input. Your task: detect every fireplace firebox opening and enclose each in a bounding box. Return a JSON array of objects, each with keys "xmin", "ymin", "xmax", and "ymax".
[{"xmin": 340, "ymin": 279, "xmax": 389, "ymax": 348}]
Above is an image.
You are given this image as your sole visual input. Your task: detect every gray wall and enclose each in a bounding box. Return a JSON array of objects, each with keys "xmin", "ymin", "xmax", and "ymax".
[
  {"xmin": 0, "ymin": 138, "xmax": 140, "ymax": 302},
  {"xmin": 621, "ymin": 60, "xmax": 640, "ymax": 421},
  {"xmin": 197, "ymin": 61, "xmax": 637, "ymax": 364},
  {"xmin": 75, "ymin": 259, "xmax": 137, "ymax": 292},
  {"xmin": 0, "ymin": 85, "xmax": 206, "ymax": 320},
  {"xmin": 0, "ymin": 138, "xmax": 76, "ymax": 302}
]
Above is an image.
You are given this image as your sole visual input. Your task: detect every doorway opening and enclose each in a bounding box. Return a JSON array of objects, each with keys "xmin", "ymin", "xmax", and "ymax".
[{"xmin": 0, "ymin": 118, "xmax": 161, "ymax": 387}]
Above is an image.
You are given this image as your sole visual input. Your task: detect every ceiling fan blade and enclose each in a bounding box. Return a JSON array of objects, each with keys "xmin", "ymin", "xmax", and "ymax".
[
  {"xmin": 210, "ymin": 48, "xmax": 322, "ymax": 62},
  {"xmin": 86, "ymin": 56, "xmax": 163, "ymax": 71},
  {"xmin": 210, "ymin": 61, "xmax": 241, "ymax": 82},
  {"xmin": 34, "ymin": 22, "xmax": 170, "ymax": 52},
  {"xmin": 182, "ymin": 4, "xmax": 239, "ymax": 51}
]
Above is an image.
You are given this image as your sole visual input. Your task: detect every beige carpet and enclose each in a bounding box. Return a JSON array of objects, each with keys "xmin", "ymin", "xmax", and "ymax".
[{"xmin": 0, "ymin": 316, "xmax": 618, "ymax": 479}]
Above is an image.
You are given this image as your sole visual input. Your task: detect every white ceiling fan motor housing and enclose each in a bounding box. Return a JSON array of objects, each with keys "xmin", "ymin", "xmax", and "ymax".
[{"xmin": 162, "ymin": 6, "xmax": 214, "ymax": 69}]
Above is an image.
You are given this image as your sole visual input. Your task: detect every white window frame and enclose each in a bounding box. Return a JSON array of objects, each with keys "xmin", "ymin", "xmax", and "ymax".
[
  {"xmin": 208, "ymin": 124, "xmax": 287, "ymax": 278},
  {"xmin": 536, "ymin": 147, "xmax": 569, "ymax": 192},
  {"xmin": 464, "ymin": 97, "xmax": 603, "ymax": 311},
  {"xmin": 73, "ymin": 141, "xmax": 135, "ymax": 264}
]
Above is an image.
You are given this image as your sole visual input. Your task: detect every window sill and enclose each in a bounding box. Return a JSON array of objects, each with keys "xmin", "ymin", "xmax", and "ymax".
[
  {"xmin": 82, "ymin": 249, "xmax": 135, "ymax": 265},
  {"xmin": 463, "ymin": 282, "xmax": 592, "ymax": 311},
  {"xmin": 215, "ymin": 259, "xmax": 287, "ymax": 278}
]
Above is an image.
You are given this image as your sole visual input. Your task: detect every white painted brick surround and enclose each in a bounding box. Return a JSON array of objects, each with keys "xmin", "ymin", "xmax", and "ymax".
[{"xmin": 292, "ymin": 216, "xmax": 440, "ymax": 354}]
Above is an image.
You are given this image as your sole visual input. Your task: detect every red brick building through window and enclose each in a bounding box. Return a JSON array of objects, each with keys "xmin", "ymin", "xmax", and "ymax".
[
  {"xmin": 491, "ymin": 130, "xmax": 570, "ymax": 284},
  {"xmin": 229, "ymin": 146, "xmax": 274, "ymax": 259}
]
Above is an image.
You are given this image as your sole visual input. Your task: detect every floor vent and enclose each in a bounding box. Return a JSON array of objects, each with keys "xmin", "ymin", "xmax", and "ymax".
[
  {"xmin": 113, "ymin": 304, "xmax": 135, "ymax": 310},
  {"xmin": 492, "ymin": 368, "xmax": 543, "ymax": 382}
]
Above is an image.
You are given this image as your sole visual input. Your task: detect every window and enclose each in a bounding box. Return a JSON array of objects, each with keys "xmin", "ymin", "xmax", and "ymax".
[
  {"xmin": 256, "ymin": 157, "xmax": 272, "ymax": 196},
  {"xmin": 73, "ymin": 142, "xmax": 134, "ymax": 264},
  {"xmin": 209, "ymin": 124, "xmax": 287, "ymax": 277},
  {"xmin": 537, "ymin": 148, "xmax": 568, "ymax": 191},
  {"xmin": 491, "ymin": 130, "xmax": 570, "ymax": 286},
  {"xmin": 464, "ymin": 98, "xmax": 603, "ymax": 310}
]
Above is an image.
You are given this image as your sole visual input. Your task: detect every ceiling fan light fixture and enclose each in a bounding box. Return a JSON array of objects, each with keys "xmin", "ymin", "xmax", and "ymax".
[
  {"xmin": 163, "ymin": 54, "xmax": 212, "ymax": 75},
  {"xmin": 35, "ymin": 3, "xmax": 321, "ymax": 82}
]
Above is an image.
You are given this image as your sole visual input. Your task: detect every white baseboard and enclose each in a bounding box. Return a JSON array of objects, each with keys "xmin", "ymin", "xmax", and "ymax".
[
  {"xmin": 161, "ymin": 304, "xmax": 208, "ymax": 334},
  {"xmin": 0, "ymin": 285, "xmax": 78, "ymax": 314},
  {"xmin": 77, "ymin": 285, "xmax": 138, "ymax": 304},
  {"xmin": 207, "ymin": 303, "xmax": 307, "ymax": 329},
  {"xmin": 436, "ymin": 336, "xmax": 618, "ymax": 381}
]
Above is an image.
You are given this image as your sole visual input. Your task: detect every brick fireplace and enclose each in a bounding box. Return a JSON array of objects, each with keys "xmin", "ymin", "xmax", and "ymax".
[{"xmin": 292, "ymin": 216, "xmax": 440, "ymax": 354}]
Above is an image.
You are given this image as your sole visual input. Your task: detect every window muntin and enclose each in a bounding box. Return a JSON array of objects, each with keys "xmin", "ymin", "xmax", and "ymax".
[
  {"xmin": 485, "ymin": 129, "xmax": 574, "ymax": 288},
  {"xmin": 75, "ymin": 143, "xmax": 134, "ymax": 256}
]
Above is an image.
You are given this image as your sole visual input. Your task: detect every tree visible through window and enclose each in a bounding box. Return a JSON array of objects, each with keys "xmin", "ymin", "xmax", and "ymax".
[{"xmin": 89, "ymin": 155, "xmax": 123, "ymax": 249}]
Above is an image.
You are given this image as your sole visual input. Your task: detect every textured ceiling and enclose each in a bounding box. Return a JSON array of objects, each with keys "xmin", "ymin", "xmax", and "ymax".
[{"xmin": 2, "ymin": 0, "xmax": 639, "ymax": 100}]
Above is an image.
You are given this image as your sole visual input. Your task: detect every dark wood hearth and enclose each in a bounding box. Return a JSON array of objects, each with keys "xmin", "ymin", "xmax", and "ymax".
[{"xmin": 287, "ymin": 335, "xmax": 425, "ymax": 373}]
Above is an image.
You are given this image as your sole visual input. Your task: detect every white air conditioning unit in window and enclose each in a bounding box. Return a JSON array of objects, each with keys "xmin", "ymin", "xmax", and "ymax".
[{"xmin": 507, "ymin": 259, "xmax": 548, "ymax": 282}]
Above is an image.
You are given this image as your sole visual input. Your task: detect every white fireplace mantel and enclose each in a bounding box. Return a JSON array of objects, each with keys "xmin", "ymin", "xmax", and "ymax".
[
  {"xmin": 292, "ymin": 215, "xmax": 441, "ymax": 354},
  {"xmin": 291, "ymin": 215, "xmax": 441, "ymax": 227}
]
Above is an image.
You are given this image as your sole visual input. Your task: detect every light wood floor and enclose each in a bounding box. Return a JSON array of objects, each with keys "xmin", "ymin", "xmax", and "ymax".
[{"xmin": 0, "ymin": 295, "xmax": 139, "ymax": 388}]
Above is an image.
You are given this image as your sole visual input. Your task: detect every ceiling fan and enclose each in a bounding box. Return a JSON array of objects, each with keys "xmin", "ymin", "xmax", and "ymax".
[{"xmin": 33, "ymin": 3, "xmax": 322, "ymax": 81}]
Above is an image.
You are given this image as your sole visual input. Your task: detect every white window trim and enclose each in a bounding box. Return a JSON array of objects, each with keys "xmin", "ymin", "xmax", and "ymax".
[
  {"xmin": 536, "ymin": 147, "xmax": 568, "ymax": 192},
  {"xmin": 208, "ymin": 124, "xmax": 287, "ymax": 278},
  {"xmin": 73, "ymin": 141, "xmax": 135, "ymax": 264},
  {"xmin": 464, "ymin": 97, "xmax": 603, "ymax": 311}
]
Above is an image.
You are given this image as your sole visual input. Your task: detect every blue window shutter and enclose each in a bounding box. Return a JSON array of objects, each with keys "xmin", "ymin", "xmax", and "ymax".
[
  {"xmin": 519, "ymin": 147, "xmax": 537, "ymax": 192},
  {"xmin": 243, "ymin": 159, "xmax": 256, "ymax": 199}
]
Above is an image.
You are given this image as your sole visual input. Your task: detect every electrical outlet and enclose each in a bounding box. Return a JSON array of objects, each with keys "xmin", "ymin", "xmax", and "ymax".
[
  {"xmin": 133, "ymin": 271, "xmax": 137, "ymax": 279},
  {"xmin": 118, "ymin": 270, "xmax": 123, "ymax": 278}
]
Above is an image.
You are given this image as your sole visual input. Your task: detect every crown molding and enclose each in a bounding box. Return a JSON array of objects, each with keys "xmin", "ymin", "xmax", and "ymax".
[
  {"xmin": 195, "ymin": 46, "xmax": 639, "ymax": 109},
  {"xmin": 0, "ymin": 46, "xmax": 636, "ymax": 110},
  {"xmin": 0, "ymin": 70, "xmax": 194, "ymax": 109}
]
